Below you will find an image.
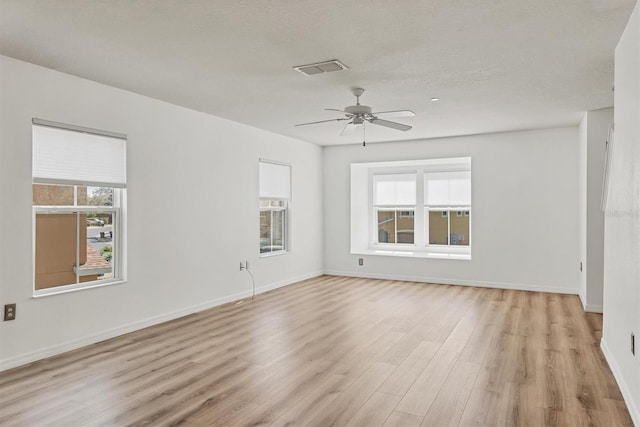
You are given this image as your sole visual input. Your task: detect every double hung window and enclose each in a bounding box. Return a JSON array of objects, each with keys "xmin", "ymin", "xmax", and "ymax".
[
  {"xmin": 259, "ymin": 160, "xmax": 291, "ymax": 255},
  {"xmin": 351, "ymin": 157, "xmax": 471, "ymax": 259},
  {"xmin": 424, "ymin": 171, "xmax": 471, "ymax": 246},
  {"xmin": 373, "ymin": 173, "xmax": 416, "ymax": 244},
  {"xmin": 32, "ymin": 120, "xmax": 126, "ymax": 295}
]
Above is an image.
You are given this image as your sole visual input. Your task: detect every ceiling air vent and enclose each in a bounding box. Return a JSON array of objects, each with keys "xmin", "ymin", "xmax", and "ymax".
[{"xmin": 293, "ymin": 60, "xmax": 349, "ymax": 76}]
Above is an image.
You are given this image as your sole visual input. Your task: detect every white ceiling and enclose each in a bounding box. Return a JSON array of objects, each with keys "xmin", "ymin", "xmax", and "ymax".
[{"xmin": 0, "ymin": 0, "xmax": 636, "ymax": 146}]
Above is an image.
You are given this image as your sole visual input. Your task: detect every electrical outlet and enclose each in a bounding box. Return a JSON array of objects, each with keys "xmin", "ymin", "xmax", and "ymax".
[
  {"xmin": 358, "ymin": 258, "xmax": 364, "ymax": 266},
  {"xmin": 632, "ymin": 333, "xmax": 635, "ymax": 355},
  {"xmin": 4, "ymin": 304, "xmax": 16, "ymax": 321}
]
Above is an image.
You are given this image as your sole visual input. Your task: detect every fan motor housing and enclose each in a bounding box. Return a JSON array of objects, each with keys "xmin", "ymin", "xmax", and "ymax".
[{"xmin": 345, "ymin": 105, "xmax": 372, "ymax": 115}]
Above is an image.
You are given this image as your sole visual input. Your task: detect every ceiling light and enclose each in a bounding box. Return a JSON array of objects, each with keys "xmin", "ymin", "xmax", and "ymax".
[{"xmin": 430, "ymin": 97, "xmax": 440, "ymax": 102}]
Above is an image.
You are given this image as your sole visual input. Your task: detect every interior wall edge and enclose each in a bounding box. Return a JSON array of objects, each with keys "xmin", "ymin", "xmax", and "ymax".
[{"xmin": 601, "ymin": 337, "xmax": 640, "ymax": 427}]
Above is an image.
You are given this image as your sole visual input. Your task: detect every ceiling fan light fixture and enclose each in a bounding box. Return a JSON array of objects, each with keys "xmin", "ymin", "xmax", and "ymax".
[{"xmin": 293, "ymin": 60, "xmax": 349, "ymax": 76}]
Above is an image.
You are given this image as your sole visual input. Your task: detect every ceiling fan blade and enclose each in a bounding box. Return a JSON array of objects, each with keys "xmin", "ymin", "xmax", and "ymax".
[
  {"xmin": 325, "ymin": 108, "xmax": 354, "ymax": 116},
  {"xmin": 340, "ymin": 122, "xmax": 358, "ymax": 136},
  {"xmin": 371, "ymin": 110, "xmax": 416, "ymax": 118},
  {"xmin": 295, "ymin": 118, "xmax": 348, "ymax": 127},
  {"xmin": 368, "ymin": 118, "xmax": 412, "ymax": 131}
]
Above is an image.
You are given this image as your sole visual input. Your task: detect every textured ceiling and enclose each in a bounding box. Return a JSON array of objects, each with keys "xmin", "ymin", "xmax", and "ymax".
[{"xmin": 0, "ymin": 0, "xmax": 636, "ymax": 146}]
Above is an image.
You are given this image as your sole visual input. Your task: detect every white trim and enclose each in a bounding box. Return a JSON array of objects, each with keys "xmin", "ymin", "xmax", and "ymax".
[
  {"xmin": 32, "ymin": 279, "xmax": 126, "ymax": 298},
  {"xmin": 32, "ymin": 118, "xmax": 127, "ymax": 140},
  {"xmin": 578, "ymin": 291, "xmax": 604, "ymax": 313},
  {"xmin": 73, "ymin": 266, "xmax": 112, "ymax": 277},
  {"xmin": 322, "ymin": 270, "xmax": 578, "ymax": 294},
  {"xmin": 259, "ymin": 250, "xmax": 290, "ymax": 258},
  {"xmin": 0, "ymin": 271, "xmax": 322, "ymax": 372},
  {"xmin": 579, "ymin": 290, "xmax": 587, "ymax": 309},
  {"xmin": 600, "ymin": 338, "xmax": 640, "ymax": 427},
  {"xmin": 584, "ymin": 304, "xmax": 603, "ymax": 314}
]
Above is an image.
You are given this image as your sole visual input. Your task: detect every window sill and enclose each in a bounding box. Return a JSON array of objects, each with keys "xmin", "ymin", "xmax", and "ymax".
[
  {"xmin": 259, "ymin": 250, "xmax": 290, "ymax": 258},
  {"xmin": 33, "ymin": 279, "xmax": 126, "ymax": 298},
  {"xmin": 353, "ymin": 249, "xmax": 471, "ymax": 260}
]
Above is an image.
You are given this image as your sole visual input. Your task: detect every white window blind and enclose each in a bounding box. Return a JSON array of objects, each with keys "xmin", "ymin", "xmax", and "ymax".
[
  {"xmin": 259, "ymin": 160, "xmax": 291, "ymax": 200},
  {"xmin": 424, "ymin": 171, "xmax": 471, "ymax": 206},
  {"xmin": 373, "ymin": 173, "xmax": 416, "ymax": 206},
  {"xmin": 32, "ymin": 123, "xmax": 127, "ymax": 187}
]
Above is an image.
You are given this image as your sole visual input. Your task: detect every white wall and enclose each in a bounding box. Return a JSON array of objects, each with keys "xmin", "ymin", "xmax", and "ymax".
[
  {"xmin": 602, "ymin": 2, "xmax": 640, "ymax": 425},
  {"xmin": 578, "ymin": 108, "xmax": 613, "ymax": 313},
  {"xmin": 0, "ymin": 55, "xmax": 324, "ymax": 370},
  {"xmin": 578, "ymin": 115, "xmax": 588, "ymax": 304},
  {"xmin": 324, "ymin": 127, "xmax": 580, "ymax": 294}
]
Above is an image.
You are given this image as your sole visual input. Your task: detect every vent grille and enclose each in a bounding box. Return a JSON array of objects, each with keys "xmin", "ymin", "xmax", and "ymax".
[{"xmin": 294, "ymin": 60, "xmax": 348, "ymax": 76}]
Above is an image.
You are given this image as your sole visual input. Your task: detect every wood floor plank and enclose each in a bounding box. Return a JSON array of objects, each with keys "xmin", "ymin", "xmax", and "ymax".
[
  {"xmin": 421, "ymin": 361, "xmax": 480, "ymax": 426},
  {"xmin": 395, "ymin": 296, "xmax": 493, "ymax": 417},
  {"xmin": 0, "ymin": 275, "xmax": 632, "ymax": 426},
  {"xmin": 377, "ymin": 339, "xmax": 441, "ymax": 396},
  {"xmin": 382, "ymin": 410, "xmax": 424, "ymax": 427},
  {"xmin": 306, "ymin": 361, "xmax": 396, "ymax": 427},
  {"xmin": 345, "ymin": 391, "xmax": 401, "ymax": 427}
]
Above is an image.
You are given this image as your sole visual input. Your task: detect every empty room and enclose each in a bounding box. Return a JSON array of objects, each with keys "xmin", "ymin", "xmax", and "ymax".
[{"xmin": 1, "ymin": 1, "xmax": 639, "ymax": 425}]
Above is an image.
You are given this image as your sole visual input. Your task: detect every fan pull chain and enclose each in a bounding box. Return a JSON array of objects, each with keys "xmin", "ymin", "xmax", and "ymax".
[{"xmin": 362, "ymin": 121, "xmax": 366, "ymax": 147}]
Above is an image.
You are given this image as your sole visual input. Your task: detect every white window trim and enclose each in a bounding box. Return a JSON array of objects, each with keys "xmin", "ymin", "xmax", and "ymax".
[
  {"xmin": 259, "ymin": 159, "xmax": 291, "ymax": 257},
  {"xmin": 32, "ymin": 120, "xmax": 127, "ymax": 296},
  {"xmin": 32, "ymin": 189, "xmax": 126, "ymax": 297},
  {"xmin": 356, "ymin": 158, "xmax": 471, "ymax": 259},
  {"xmin": 259, "ymin": 201, "xmax": 289, "ymax": 257}
]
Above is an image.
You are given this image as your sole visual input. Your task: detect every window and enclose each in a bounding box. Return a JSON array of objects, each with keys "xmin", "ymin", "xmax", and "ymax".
[
  {"xmin": 373, "ymin": 173, "xmax": 416, "ymax": 244},
  {"xmin": 351, "ymin": 157, "xmax": 471, "ymax": 259},
  {"xmin": 259, "ymin": 160, "xmax": 290, "ymax": 255},
  {"xmin": 424, "ymin": 170, "xmax": 471, "ymax": 247},
  {"xmin": 32, "ymin": 119, "xmax": 126, "ymax": 295}
]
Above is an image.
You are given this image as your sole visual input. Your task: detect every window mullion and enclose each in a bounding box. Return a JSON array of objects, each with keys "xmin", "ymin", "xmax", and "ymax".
[
  {"xmin": 394, "ymin": 209, "xmax": 398, "ymax": 243},
  {"xmin": 447, "ymin": 209, "xmax": 451, "ymax": 246},
  {"xmin": 270, "ymin": 210, "xmax": 274, "ymax": 247},
  {"xmin": 75, "ymin": 211, "xmax": 80, "ymax": 285},
  {"xmin": 416, "ymin": 170, "xmax": 425, "ymax": 247}
]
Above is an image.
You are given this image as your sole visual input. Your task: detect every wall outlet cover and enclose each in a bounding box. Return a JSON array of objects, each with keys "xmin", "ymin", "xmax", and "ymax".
[{"xmin": 4, "ymin": 304, "xmax": 16, "ymax": 321}]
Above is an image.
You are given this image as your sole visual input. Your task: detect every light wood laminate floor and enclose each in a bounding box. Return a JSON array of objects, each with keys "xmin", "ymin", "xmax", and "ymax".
[{"xmin": 0, "ymin": 275, "xmax": 633, "ymax": 426}]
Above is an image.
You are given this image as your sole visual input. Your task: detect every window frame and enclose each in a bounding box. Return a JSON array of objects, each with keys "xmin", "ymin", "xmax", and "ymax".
[
  {"xmin": 32, "ymin": 187, "xmax": 126, "ymax": 297},
  {"xmin": 364, "ymin": 158, "xmax": 471, "ymax": 258},
  {"xmin": 258, "ymin": 159, "xmax": 291, "ymax": 257},
  {"xmin": 371, "ymin": 171, "xmax": 417, "ymax": 247},
  {"xmin": 32, "ymin": 119, "xmax": 127, "ymax": 297},
  {"xmin": 259, "ymin": 199, "xmax": 288, "ymax": 256}
]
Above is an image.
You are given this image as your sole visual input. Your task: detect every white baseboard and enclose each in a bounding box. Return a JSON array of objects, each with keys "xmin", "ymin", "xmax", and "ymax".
[
  {"xmin": 584, "ymin": 304, "xmax": 604, "ymax": 313},
  {"xmin": 323, "ymin": 270, "xmax": 578, "ymax": 295},
  {"xmin": 0, "ymin": 271, "xmax": 322, "ymax": 372},
  {"xmin": 600, "ymin": 338, "xmax": 640, "ymax": 426},
  {"xmin": 578, "ymin": 290, "xmax": 604, "ymax": 313}
]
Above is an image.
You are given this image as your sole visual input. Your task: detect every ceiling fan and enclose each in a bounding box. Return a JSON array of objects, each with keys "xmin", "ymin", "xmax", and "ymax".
[{"xmin": 295, "ymin": 88, "xmax": 415, "ymax": 145}]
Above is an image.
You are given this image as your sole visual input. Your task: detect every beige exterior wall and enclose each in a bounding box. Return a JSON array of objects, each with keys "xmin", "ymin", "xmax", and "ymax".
[
  {"xmin": 378, "ymin": 211, "xmax": 415, "ymax": 244},
  {"xmin": 429, "ymin": 210, "xmax": 470, "ymax": 246}
]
